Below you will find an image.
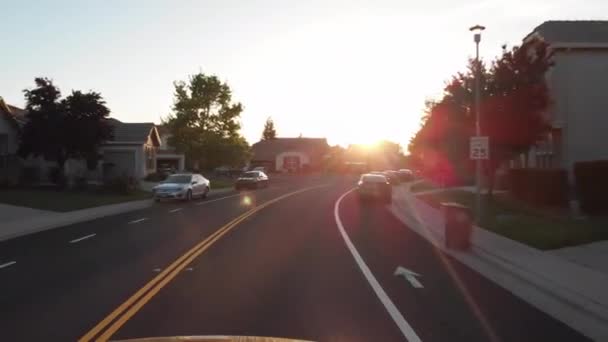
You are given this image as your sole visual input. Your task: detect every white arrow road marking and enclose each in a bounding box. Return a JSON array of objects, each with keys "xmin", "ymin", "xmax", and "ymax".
[
  {"xmin": 395, "ymin": 266, "xmax": 424, "ymax": 289},
  {"xmin": 169, "ymin": 208, "xmax": 183, "ymax": 213},
  {"xmin": 69, "ymin": 234, "xmax": 96, "ymax": 244},
  {"xmin": 0, "ymin": 261, "xmax": 16, "ymax": 269},
  {"xmin": 128, "ymin": 218, "xmax": 148, "ymax": 224},
  {"xmin": 335, "ymin": 190, "xmax": 422, "ymax": 342}
]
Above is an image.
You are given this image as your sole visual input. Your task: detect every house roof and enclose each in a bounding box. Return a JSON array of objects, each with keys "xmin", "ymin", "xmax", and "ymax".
[
  {"xmin": 0, "ymin": 97, "xmax": 25, "ymax": 128},
  {"xmin": 526, "ymin": 21, "xmax": 608, "ymax": 44},
  {"xmin": 251, "ymin": 137, "xmax": 329, "ymax": 161},
  {"xmin": 106, "ymin": 118, "xmax": 160, "ymax": 146}
]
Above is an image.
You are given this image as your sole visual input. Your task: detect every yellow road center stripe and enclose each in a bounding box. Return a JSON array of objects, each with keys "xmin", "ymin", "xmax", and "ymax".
[{"xmin": 80, "ymin": 184, "xmax": 327, "ymax": 341}]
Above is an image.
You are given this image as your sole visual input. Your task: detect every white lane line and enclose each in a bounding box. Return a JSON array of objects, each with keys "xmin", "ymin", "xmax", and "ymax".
[
  {"xmin": 69, "ymin": 233, "xmax": 96, "ymax": 244},
  {"xmin": 169, "ymin": 208, "xmax": 183, "ymax": 213},
  {"xmin": 334, "ymin": 189, "xmax": 422, "ymax": 342},
  {"xmin": 195, "ymin": 193, "xmax": 240, "ymax": 205},
  {"xmin": 0, "ymin": 261, "xmax": 16, "ymax": 269},
  {"xmin": 128, "ymin": 218, "xmax": 148, "ymax": 224}
]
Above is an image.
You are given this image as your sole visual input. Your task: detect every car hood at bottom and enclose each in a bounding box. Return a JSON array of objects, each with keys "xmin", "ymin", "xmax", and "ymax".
[{"xmin": 115, "ymin": 336, "xmax": 313, "ymax": 342}]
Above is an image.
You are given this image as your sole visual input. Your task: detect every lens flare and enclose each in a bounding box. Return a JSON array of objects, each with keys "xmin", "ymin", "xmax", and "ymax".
[{"xmin": 242, "ymin": 195, "xmax": 252, "ymax": 206}]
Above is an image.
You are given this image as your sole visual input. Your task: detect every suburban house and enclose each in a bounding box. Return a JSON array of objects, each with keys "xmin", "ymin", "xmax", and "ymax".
[
  {"xmin": 251, "ymin": 137, "xmax": 329, "ymax": 172},
  {"xmin": 0, "ymin": 98, "xmax": 182, "ymax": 182},
  {"xmin": 518, "ymin": 21, "xmax": 608, "ymax": 178},
  {"xmin": 155, "ymin": 125, "xmax": 185, "ymax": 172},
  {"xmin": 0, "ymin": 98, "xmax": 25, "ymax": 184},
  {"xmin": 101, "ymin": 119, "xmax": 161, "ymax": 180}
]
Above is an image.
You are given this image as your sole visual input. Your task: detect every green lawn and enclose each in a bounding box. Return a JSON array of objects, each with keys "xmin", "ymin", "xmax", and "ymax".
[
  {"xmin": 410, "ymin": 180, "xmax": 439, "ymax": 193},
  {"xmin": 0, "ymin": 188, "xmax": 151, "ymax": 212},
  {"xmin": 416, "ymin": 190, "xmax": 608, "ymax": 250},
  {"xmin": 209, "ymin": 178, "xmax": 234, "ymax": 189}
]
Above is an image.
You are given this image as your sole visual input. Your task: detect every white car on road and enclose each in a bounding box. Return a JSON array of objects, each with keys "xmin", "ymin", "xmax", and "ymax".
[{"xmin": 153, "ymin": 173, "xmax": 210, "ymax": 202}]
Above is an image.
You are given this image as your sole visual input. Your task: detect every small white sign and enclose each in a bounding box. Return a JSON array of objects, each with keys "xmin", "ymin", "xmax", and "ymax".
[{"xmin": 470, "ymin": 136, "xmax": 489, "ymax": 160}]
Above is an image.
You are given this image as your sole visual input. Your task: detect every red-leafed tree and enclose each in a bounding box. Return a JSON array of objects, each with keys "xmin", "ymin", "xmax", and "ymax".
[{"xmin": 409, "ymin": 37, "xmax": 553, "ymax": 196}]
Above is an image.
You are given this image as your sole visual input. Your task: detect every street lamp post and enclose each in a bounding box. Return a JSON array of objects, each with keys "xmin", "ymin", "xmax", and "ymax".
[{"xmin": 470, "ymin": 24, "xmax": 485, "ymax": 222}]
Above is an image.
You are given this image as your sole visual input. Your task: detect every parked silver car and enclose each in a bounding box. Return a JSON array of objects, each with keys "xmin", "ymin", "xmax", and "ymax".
[{"xmin": 152, "ymin": 173, "xmax": 210, "ymax": 202}]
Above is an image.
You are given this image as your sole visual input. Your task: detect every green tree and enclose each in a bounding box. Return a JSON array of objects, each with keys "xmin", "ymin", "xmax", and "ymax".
[
  {"xmin": 261, "ymin": 117, "xmax": 277, "ymax": 140},
  {"xmin": 164, "ymin": 72, "xmax": 250, "ymax": 169},
  {"xmin": 19, "ymin": 78, "xmax": 112, "ymax": 174}
]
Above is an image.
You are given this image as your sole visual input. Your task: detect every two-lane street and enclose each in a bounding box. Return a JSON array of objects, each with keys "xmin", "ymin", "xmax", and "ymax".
[{"xmin": 0, "ymin": 175, "xmax": 589, "ymax": 341}]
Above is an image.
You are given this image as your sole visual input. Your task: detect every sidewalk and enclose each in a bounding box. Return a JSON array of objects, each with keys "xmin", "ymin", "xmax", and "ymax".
[
  {"xmin": 0, "ymin": 199, "xmax": 153, "ymax": 242},
  {"xmin": 0, "ymin": 187, "xmax": 235, "ymax": 242},
  {"xmin": 390, "ymin": 183, "xmax": 608, "ymax": 341}
]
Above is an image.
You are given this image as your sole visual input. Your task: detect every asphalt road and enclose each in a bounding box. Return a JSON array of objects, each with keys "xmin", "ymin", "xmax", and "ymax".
[{"xmin": 0, "ymin": 175, "xmax": 589, "ymax": 341}]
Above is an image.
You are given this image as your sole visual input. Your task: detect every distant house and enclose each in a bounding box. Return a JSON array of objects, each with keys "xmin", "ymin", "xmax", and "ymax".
[
  {"xmin": 251, "ymin": 137, "xmax": 329, "ymax": 172},
  {"xmin": 155, "ymin": 125, "xmax": 185, "ymax": 172},
  {"xmin": 0, "ymin": 98, "xmax": 25, "ymax": 184},
  {"xmin": 520, "ymin": 21, "xmax": 608, "ymax": 177},
  {"xmin": 101, "ymin": 119, "xmax": 160, "ymax": 179}
]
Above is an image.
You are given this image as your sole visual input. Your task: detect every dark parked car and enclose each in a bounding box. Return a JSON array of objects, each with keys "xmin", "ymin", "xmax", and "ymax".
[
  {"xmin": 370, "ymin": 171, "xmax": 398, "ymax": 185},
  {"xmin": 357, "ymin": 173, "xmax": 392, "ymax": 203},
  {"xmin": 384, "ymin": 170, "xmax": 401, "ymax": 184},
  {"xmin": 397, "ymin": 169, "xmax": 415, "ymax": 182},
  {"xmin": 235, "ymin": 171, "xmax": 269, "ymax": 190}
]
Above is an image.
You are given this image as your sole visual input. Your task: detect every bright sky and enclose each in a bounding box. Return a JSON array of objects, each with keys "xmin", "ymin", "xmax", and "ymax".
[{"xmin": 2, "ymin": 0, "xmax": 606, "ymax": 148}]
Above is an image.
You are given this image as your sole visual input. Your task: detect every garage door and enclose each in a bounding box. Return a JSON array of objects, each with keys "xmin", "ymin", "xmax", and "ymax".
[{"xmin": 103, "ymin": 150, "xmax": 136, "ymax": 179}]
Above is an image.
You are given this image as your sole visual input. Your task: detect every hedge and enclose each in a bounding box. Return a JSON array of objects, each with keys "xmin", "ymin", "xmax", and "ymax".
[
  {"xmin": 508, "ymin": 168, "xmax": 569, "ymax": 207},
  {"xmin": 574, "ymin": 160, "xmax": 608, "ymax": 215}
]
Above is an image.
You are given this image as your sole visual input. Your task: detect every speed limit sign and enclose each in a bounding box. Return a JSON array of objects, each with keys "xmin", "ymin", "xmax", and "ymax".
[{"xmin": 470, "ymin": 136, "xmax": 489, "ymax": 160}]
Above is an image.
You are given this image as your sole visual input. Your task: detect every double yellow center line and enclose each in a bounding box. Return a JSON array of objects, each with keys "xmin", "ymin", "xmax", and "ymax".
[{"xmin": 80, "ymin": 184, "xmax": 327, "ymax": 341}]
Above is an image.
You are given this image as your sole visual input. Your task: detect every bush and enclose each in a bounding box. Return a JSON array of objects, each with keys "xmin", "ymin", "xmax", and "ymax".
[
  {"xmin": 574, "ymin": 160, "xmax": 608, "ymax": 215},
  {"xmin": 144, "ymin": 172, "xmax": 167, "ymax": 182},
  {"xmin": 104, "ymin": 176, "xmax": 139, "ymax": 195},
  {"xmin": 509, "ymin": 168, "xmax": 569, "ymax": 207},
  {"xmin": 48, "ymin": 167, "xmax": 67, "ymax": 187},
  {"xmin": 74, "ymin": 177, "xmax": 88, "ymax": 191},
  {"xmin": 20, "ymin": 166, "xmax": 41, "ymax": 184}
]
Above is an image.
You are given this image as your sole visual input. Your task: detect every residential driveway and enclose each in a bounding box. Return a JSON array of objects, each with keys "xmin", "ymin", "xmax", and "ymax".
[{"xmin": 0, "ymin": 203, "xmax": 56, "ymax": 224}]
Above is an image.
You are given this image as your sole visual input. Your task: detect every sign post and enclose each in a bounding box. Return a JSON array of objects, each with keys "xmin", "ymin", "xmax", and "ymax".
[{"xmin": 470, "ymin": 136, "xmax": 489, "ymax": 222}]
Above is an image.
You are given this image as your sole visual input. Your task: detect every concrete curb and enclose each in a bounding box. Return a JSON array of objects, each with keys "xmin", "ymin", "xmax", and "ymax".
[{"xmin": 389, "ymin": 184, "xmax": 608, "ymax": 341}]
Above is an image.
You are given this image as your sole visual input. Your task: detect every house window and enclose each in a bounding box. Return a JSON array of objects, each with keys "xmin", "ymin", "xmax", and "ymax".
[{"xmin": 145, "ymin": 145, "xmax": 155, "ymax": 170}]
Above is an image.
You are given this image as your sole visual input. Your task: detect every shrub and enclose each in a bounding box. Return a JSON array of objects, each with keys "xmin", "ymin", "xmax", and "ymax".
[
  {"xmin": 144, "ymin": 172, "xmax": 166, "ymax": 182},
  {"xmin": 574, "ymin": 160, "xmax": 608, "ymax": 215},
  {"xmin": 509, "ymin": 168, "xmax": 568, "ymax": 207},
  {"xmin": 20, "ymin": 166, "xmax": 41, "ymax": 184},
  {"xmin": 104, "ymin": 175, "xmax": 139, "ymax": 195},
  {"xmin": 74, "ymin": 177, "xmax": 88, "ymax": 191},
  {"xmin": 48, "ymin": 167, "xmax": 67, "ymax": 187}
]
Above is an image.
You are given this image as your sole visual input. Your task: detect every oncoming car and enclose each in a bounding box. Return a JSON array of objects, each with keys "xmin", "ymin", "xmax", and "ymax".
[
  {"xmin": 357, "ymin": 173, "xmax": 392, "ymax": 203},
  {"xmin": 152, "ymin": 173, "xmax": 210, "ymax": 202}
]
